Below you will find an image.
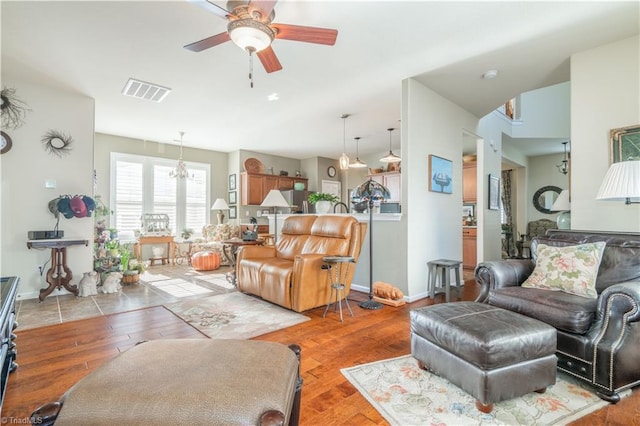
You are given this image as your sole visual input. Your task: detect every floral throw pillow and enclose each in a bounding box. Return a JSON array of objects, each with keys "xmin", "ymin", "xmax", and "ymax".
[{"xmin": 522, "ymin": 242, "xmax": 606, "ymax": 299}]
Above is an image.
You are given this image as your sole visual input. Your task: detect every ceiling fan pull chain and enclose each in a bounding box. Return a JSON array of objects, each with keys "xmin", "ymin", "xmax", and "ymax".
[{"xmin": 248, "ymin": 49, "xmax": 254, "ymax": 88}]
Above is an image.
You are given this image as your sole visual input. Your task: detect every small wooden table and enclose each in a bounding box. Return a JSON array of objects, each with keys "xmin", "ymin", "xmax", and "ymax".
[
  {"xmin": 222, "ymin": 238, "xmax": 264, "ymax": 286},
  {"xmin": 134, "ymin": 235, "xmax": 175, "ymax": 265},
  {"xmin": 27, "ymin": 239, "xmax": 89, "ymax": 301}
]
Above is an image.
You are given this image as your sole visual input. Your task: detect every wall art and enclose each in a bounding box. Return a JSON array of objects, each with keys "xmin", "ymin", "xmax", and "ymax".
[{"xmin": 428, "ymin": 155, "xmax": 453, "ymax": 194}]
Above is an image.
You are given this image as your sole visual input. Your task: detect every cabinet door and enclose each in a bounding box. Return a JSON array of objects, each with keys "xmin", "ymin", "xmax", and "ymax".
[
  {"xmin": 384, "ymin": 173, "xmax": 401, "ymax": 202},
  {"xmin": 463, "ymin": 163, "xmax": 477, "ymax": 203},
  {"xmin": 263, "ymin": 175, "xmax": 278, "ymax": 197},
  {"xmin": 462, "ymin": 228, "xmax": 477, "ymax": 269},
  {"xmin": 278, "ymin": 177, "xmax": 294, "ymax": 190},
  {"xmin": 241, "ymin": 173, "xmax": 264, "ymax": 206}
]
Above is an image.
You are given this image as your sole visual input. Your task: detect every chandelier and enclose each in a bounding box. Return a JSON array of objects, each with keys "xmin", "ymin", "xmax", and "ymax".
[
  {"xmin": 556, "ymin": 141, "xmax": 570, "ymax": 175},
  {"xmin": 169, "ymin": 132, "xmax": 194, "ymax": 180}
]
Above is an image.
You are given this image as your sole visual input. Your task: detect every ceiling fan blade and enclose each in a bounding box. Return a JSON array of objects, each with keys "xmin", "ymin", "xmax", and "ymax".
[
  {"xmin": 272, "ymin": 23, "xmax": 338, "ymax": 45},
  {"xmin": 248, "ymin": 0, "xmax": 278, "ymax": 18},
  {"xmin": 184, "ymin": 32, "xmax": 231, "ymax": 52},
  {"xmin": 257, "ymin": 46, "xmax": 283, "ymax": 73},
  {"xmin": 186, "ymin": 0, "xmax": 235, "ymax": 19}
]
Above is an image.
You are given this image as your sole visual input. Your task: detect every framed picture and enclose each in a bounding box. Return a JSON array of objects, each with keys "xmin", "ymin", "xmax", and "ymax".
[
  {"xmin": 462, "ymin": 204, "xmax": 474, "ymax": 219},
  {"xmin": 488, "ymin": 174, "xmax": 500, "ymax": 210},
  {"xmin": 229, "ymin": 174, "xmax": 237, "ymax": 190},
  {"xmin": 428, "ymin": 155, "xmax": 453, "ymax": 194},
  {"xmin": 229, "ymin": 205, "xmax": 237, "ymax": 219},
  {"xmin": 610, "ymin": 125, "xmax": 640, "ymax": 163},
  {"xmin": 228, "ymin": 191, "xmax": 237, "ymax": 205}
]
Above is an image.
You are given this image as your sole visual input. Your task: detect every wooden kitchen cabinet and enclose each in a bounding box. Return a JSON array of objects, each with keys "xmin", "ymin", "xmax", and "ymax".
[
  {"xmin": 462, "ymin": 227, "xmax": 477, "ymax": 270},
  {"xmin": 463, "ymin": 162, "xmax": 477, "ymax": 203},
  {"xmin": 240, "ymin": 172, "xmax": 308, "ymax": 205}
]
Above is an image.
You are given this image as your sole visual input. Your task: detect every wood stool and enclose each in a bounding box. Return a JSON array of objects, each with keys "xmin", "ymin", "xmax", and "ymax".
[
  {"xmin": 191, "ymin": 251, "xmax": 221, "ymax": 271},
  {"xmin": 427, "ymin": 259, "xmax": 462, "ymax": 302}
]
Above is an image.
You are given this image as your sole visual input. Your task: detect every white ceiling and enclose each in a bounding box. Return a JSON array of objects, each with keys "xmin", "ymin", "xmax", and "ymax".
[{"xmin": 2, "ymin": 1, "xmax": 638, "ymax": 160}]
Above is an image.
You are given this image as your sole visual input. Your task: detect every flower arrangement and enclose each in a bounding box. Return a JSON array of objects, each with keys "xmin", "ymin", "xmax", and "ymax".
[{"xmin": 308, "ymin": 192, "xmax": 339, "ymax": 204}]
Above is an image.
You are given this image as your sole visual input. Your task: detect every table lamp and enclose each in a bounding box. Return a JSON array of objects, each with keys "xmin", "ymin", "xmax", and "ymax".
[
  {"xmin": 211, "ymin": 198, "xmax": 230, "ymax": 225},
  {"xmin": 260, "ymin": 190, "xmax": 290, "ymax": 243},
  {"xmin": 550, "ymin": 189, "xmax": 571, "ymax": 229},
  {"xmin": 596, "ymin": 160, "xmax": 640, "ymax": 205}
]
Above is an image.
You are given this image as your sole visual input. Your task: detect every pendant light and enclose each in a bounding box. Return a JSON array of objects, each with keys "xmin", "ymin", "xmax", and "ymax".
[
  {"xmin": 350, "ymin": 137, "xmax": 367, "ymax": 168},
  {"xmin": 169, "ymin": 132, "xmax": 194, "ymax": 180},
  {"xmin": 339, "ymin": 114, "xmax": 350, "ymax": 170},
  {"xmin": 380, "ymin": 127, "xmax": 401, "ymax": 163},
  {"xmin": 556, "ymin": 141, "xmax": 569, "ymax": 175}
]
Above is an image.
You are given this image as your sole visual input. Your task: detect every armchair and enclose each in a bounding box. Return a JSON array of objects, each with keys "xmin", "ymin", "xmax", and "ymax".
[
  {"xmin": 515, "ymin": 218, "xmax": 557, "ymax": 258},
  {"xmin": 236, "ymin": 215, "xmax": 366, "ymax": 312},
  {"xmin": 190, "ymin": 223, "xmax": 240, "ymax": 265},
  {"xmin": 475, "ymin": 229, "xmax": 640, "ymax": 401}
]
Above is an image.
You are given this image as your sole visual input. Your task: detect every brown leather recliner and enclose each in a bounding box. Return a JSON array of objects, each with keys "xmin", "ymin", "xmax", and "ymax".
[
  {"xmin": 236, "ymin": 215, "xmax": 366, "ymax": 312},
  {"xmin": 475, "ymin": 229, "xmax": 640, "ymax": 402}
]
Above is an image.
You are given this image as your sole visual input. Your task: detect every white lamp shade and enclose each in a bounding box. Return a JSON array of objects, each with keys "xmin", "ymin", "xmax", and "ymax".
[
  {"xmin": 228, "ymin": 20, "xmax": 274, "ymax": 52},
  {"xmin": 211, "ymin": 198, "xmax": 230, "ymax": 210},
  {"xmin": 260, "ymin": 190, "xmax": 289, "ymax": 208},
  {"xmin": 551, "ymin": 189, "xmax": 570, "ymax": 211},
  {"xmin": 596, "ymin": 160, "xmax": 640, "ymax": 201}
]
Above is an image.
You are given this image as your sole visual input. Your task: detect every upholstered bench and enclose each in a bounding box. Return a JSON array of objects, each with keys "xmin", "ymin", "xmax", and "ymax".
[
  {"xmin": 31, "ymin": 339, "xmax": 302, "ymax": 426},
  {"xmin": 410, "ymin": 302, "xmax": 556, "ymax": 413}
]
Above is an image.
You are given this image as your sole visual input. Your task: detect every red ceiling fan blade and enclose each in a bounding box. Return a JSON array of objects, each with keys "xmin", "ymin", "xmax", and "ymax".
[
  {"xmin": 184, "ymin": 32, "xmax": 231, "ymax": 52},
  {"xmin": 272, "ymin": 23, "xmax": 338, "ymax": 45},
  {"xmin": 248, "ymin": 0, "xmax": 278, "ymax": 19},
  {"xmin": 257, "ymin": 46, "xmax": 283, "ymax": 73},
  {"xmin": 186, "ymin": 0, "xmax": 235, "ymax": 19}
]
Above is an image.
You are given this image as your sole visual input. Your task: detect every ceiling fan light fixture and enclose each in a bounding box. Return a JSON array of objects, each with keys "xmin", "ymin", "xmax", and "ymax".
[
  {"xmin": 228, "ymin": 19, "xmax": 274, "ymax": 52},
  {"xmin": 380, "ymin": 127, "xmax": 401, "ymax": 163}
]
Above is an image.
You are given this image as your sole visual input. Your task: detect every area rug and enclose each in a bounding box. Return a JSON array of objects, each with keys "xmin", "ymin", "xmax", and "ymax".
[
  {"xmin": 342, "ymin": 355, "xmax": 628, "ymax": 426},
  {"xmin": 164, "ymin": 292, "xmax": 309, "ymax": 339}
]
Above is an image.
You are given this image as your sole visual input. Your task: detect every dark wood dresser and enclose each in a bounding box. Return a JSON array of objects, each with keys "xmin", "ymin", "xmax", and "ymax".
[{"xmin": 0, "ymin": 276, "xmax": 19, "ymax": 416}]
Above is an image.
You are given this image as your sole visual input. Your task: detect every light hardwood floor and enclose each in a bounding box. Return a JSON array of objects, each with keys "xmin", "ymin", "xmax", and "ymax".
[{"xmin": 6, "ymin": 271, "xmax": 639, "ymax": 425}]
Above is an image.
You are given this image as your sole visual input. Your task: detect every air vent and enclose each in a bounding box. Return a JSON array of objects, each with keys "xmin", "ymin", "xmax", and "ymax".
[{"xmin": 121, "ymin": 78, "xmax": 171, "ymax": 103}]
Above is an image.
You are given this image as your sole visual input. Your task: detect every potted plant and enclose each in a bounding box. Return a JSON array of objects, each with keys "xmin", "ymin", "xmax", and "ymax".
[
  {"xmin": 105, "ymin": 239, "xmax": 119, "ymax": 258},
  {"xmin": 181, "ymin": 228, "xmax": 194, "ymax": 240},
  {"xmin": 308, "ymin": 192, "xmax": 339, "ymax": 214}
]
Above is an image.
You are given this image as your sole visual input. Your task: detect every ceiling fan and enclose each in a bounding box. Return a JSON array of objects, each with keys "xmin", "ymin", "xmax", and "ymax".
[{"xmin": 184, "ymin": 0, "xmax": 338, "ymax": 76}]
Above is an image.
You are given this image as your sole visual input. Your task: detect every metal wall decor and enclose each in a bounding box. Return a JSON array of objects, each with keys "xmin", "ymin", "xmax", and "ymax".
[
  {"xmin": 1, "ymin": 87, "xmax": 31, "ymax": 130},
  {"xmin": 41, "ymin": 129, "xmax": 73, "ymax": 157}
]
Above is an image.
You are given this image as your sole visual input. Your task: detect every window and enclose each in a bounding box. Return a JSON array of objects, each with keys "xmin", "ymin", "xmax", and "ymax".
[{"xmin": 111, "ymin": 153, "xmax": 210, "ymax": 236}]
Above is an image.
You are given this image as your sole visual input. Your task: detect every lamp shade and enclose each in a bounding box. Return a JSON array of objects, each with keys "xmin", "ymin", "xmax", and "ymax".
[
  {"xmin": 551, "ymin": 189, "xmax": 570, "ymax": 211},
  {"xmin": 211, "ymin": 198, "xmax": 230, "ymax": 210},
  {"xmin": 228, "ymin": 20, "xmax": 274, "ymax": 52},
  {"xmin": 260, "ymin": 190, "xmax": 289, "ymax": 208},
  {"xmin": 596, "ymin": 160, "xmax": 640, "ymax": 202}
]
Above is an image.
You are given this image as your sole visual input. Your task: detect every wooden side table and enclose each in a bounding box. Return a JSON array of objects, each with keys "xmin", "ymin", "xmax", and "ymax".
[
  {"xmin": 134, "ymin": 235, "xmax": 175, "ymax": 265},
  {"xmin": 27, "ymin": 239, "xmax": 89, "ymax": 301},
  {"xmin": 222, "ymin": 238, "xmax": 264, "ymax": 286}
]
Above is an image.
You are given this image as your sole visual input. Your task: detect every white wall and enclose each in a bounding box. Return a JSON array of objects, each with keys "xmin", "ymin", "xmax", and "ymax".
[
  {"xmin": 571, "ymin": 36, "xmax": 640, "ymax": 231},
  {"xmin": 512, "ymin": 82, "xmax": 571, "ymax": 138},
  {"xmin": 526, "ymin": 153, "xmax": 570, "ymax": 221},
  {"xmin": 403, "ymin": 78, "xmax": 480, "ymax": 299},
  {"xmin": 1, "ymin": 80, "xmax": 95, "ymax": 300}
]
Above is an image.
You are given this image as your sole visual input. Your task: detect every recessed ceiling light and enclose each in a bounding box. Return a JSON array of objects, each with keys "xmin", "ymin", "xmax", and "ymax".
[
  {"xmin": 267, "ymin": 93, "xmax": 279, "ymax": 101},
  {"xmin": 482, "ymin": 70, "xmax": 498, "ymax": 80}
]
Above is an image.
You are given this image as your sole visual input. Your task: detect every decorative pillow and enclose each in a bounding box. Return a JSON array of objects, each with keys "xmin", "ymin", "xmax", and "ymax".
[{"xmin": 522, "ymin": 242, "xmax": 606, "ymax": 299}]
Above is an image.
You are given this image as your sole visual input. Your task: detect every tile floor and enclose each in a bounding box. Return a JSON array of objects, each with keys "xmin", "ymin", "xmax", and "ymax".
[{"xmin": 16, "ymin": 264, "xmax": 234, "ymax": 330}]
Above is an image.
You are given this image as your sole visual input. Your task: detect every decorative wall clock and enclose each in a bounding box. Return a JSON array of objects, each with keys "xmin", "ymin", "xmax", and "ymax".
[
  {"xmin": 327, "ymin": 165, "xmax": 337, "ymax": 178},
  {"xmin": 0, "ymin": 131, "xmax": 12, "ymax": 154}
]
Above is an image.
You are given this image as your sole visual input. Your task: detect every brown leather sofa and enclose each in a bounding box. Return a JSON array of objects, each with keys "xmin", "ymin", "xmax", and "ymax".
[
  {"xmin": 475, "ymin": 229, "xmax": 640, "ymax": 401},
  {"xmin": 236, "ymin": 215, "xmax": 366, "ymax": 312}
]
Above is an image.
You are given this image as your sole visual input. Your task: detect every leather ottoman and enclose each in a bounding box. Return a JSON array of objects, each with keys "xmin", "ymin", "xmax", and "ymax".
[
  {"xmin": 191, "ymin": 250, "xmax": 221, "ymax": 271},
  {"xmin": 31, "ymin": 339, "xmax": 302, "ymax": 426},
  {"xmin": 410, "ymin": 302, "xmax": 556, "ymax": 413}
]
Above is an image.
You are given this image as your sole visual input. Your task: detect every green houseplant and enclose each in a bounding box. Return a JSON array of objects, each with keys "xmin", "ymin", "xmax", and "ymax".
[{"xmin": 308, "ymin": 192, "xmax": 339, "ymax": 214}]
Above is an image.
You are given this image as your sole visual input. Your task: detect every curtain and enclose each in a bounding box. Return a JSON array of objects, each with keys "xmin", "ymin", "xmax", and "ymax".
[{"xmin": 500, "ymin": 170, "xmax": 517, "ymax": 257}]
